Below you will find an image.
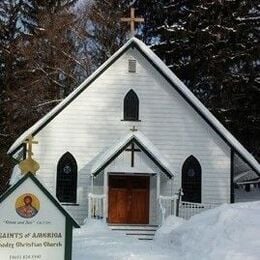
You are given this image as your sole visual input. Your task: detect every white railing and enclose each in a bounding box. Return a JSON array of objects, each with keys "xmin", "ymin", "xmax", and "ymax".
[
  {"xmin": 179, "ymin": 201, "xmax": 216, "ymax": 220},
  {"xmin": 88, "ymin": 193, "xmax": 105, "ymax": 219},
  {"xmin": 159, "ymin": 195, "xmax": 178, "ymax": 224}
]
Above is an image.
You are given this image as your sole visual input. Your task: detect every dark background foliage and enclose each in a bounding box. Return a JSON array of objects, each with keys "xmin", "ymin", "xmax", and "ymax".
[{"xmin": 0, "ymin": 0, "xmax": 259, "ymax": 194}]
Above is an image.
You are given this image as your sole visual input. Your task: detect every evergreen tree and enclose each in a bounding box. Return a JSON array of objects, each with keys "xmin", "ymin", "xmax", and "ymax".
[
  {"xmin": 0, "ymin": 0, "xmax": 86, "ymax": 193},
  {"xmin": 84, "ymin": 0, "xmax": 133, "ymax": 67},
  {"xmin": 87, "ymin": 0, "xmax": 260, "ymax": 159},
  {"xmin": 0, "ymin": 0, "xmax": 26, "ymax": 193},
  {"xmin": 135, "ymin": 0, "xmax": 260, "ymax": 159}
]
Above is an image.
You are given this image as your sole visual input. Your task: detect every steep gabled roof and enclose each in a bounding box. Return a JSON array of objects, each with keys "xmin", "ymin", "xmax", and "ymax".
[
  {"xmin": 91, "ymin": 131, "xmax": 173, "ymax": 178},
  {"xmin": 8, "ymin": 37, "xmax": 260, "ymax": 175}
]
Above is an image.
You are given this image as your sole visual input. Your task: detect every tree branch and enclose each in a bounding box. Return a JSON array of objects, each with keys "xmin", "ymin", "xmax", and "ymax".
[{"xmin": 34, "ymin": 99, "xmax": 63, "ymax": 108}]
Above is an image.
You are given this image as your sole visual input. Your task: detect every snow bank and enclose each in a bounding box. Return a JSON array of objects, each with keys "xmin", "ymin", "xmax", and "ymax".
[
  {"xmin": 155, "ymin": 202, "xmax": 260, "ymax": 260},
  {"xmin": 82, "ymin": 218, "xmax": 110, "ymax": 233},
  {"xmin": 73, "ymin": 203, "xmax": 260, "ymax": 259},
  {"xmin": 154, "ymin": 215, "xmax": 186, "ymax": 246}
]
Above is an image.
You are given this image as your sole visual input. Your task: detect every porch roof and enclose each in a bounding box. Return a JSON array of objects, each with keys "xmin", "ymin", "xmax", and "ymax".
[
  {"xmin": 234, "ymin": 169, "xmax": 260, "ymax": 184},
  {"xmin": 91, "ymin": 131, "xmax": 174, "ymax": 178}
]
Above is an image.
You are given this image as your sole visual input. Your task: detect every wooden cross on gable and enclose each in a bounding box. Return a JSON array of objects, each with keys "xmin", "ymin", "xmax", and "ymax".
[
  {"xmin": 121, "ymin": 8, "xmax": 144, "ymax": 36},
  {"xmin": 126, "ymin": 143, "xmax": 141, "ymax": 167},
  {"xmin": 130, "ymin": 125, "xmax": 138, "ymax": 132}
]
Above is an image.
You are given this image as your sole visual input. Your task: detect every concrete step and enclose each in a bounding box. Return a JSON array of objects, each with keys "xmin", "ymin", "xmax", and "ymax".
[{"xmin": 109, "ymin": 224, "xmax": 158, "ymax": 241}]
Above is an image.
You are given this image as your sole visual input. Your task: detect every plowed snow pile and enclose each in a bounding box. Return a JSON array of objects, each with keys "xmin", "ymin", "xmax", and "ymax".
[
  {"xmin": 73, "ymin": 202, "xmax": 260, "ymax": 260},
  {"xmin": 155, "ymin": 202, "xmax": 260, "ymax": 260}
]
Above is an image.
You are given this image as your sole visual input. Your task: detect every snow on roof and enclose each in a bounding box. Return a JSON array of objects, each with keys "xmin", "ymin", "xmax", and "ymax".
[
  {"xmin": 91, "ymin": 131, "xmax": 173, "ymax": 177},
  {"xmin": 9, "ymin": 164, "xmax": 23, "ymax": 186},
  {"xmin": 234, "ymin": 170, "xmax": 260, "ymax": 183},
  {"xmin": 8, "ymin": 37, "xmax": 260, "ymax": 175},
  {"xmin": 233, "ymin": 153, "xmax": 259, "ymax": 180}
]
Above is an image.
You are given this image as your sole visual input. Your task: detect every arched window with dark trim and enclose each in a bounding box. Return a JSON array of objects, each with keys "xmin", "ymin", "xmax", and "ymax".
[
  {"xmin": 182, "ymin": 155, "xmax": 201, "ymax": 203},
  {"xmin": 56, "ymin": 152, "xmax": 77, "ymax": 203},
  {"xmin": 124, "ymin": 90, "xmax": 139, "ymax": 121}
]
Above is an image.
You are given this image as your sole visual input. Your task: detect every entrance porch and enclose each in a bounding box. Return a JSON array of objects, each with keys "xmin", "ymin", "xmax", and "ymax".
[
  {"xmin": 88, "ymin": 171, "xmax": 178, "ymax": 226},
  {"xmin": 88, "ymin": 131, "xmax": 176, "ymax": 225}
]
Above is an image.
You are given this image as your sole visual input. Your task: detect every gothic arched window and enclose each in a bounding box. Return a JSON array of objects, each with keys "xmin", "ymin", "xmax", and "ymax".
[
  {"xmin": 182, "ymin": 155, "xmax": 201, "ymax": 203},
  {"xmin": 124, "ymin": 90, "xmax": 139, "ymax": 121},
  {"xmin": 56, "ymin": 152, "xmax": 77, "ymax": 203}
]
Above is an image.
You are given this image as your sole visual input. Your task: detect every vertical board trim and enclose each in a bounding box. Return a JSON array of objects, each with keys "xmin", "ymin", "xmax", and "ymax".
[{"xmin": 230, "ymin": 149, "xmax": 235, "ymax": 203}]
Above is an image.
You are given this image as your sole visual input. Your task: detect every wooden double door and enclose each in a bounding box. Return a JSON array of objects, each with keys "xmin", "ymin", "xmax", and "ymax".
[{"xmin": 108, "ymin": 175, "xmax": 150, "ymax": 224}]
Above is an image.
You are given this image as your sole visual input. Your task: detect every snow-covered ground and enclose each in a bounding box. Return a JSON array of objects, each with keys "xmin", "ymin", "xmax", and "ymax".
[
  {"xmin": 73, "ymin": 219, "xmax": 177, "ymax": 260},
  {"xmin": 73, "ymin": 202, "xmax": 260, "ymax": 260},
  {"xmin": 235, "ymin": 187, "xmax": 260, "ymax": 202}
]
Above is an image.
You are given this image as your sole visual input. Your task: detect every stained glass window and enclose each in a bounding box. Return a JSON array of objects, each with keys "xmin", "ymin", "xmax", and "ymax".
[
  {"xmin": 182, "ymin": 155, "xmax": 201, "ymax": 203},
  {"xmin": 124, "ymin": 90, "xmax": 139, "ymax": 121},
  {"xmin": 56, "ymin": 152, "xmax": 77, "ymax": 203}
]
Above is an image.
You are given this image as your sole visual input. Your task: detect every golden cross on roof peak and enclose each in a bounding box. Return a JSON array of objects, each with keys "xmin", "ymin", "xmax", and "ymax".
[
  {"xmin": 24, "ymin": 135, "xmax": 38, "ymax": 159},
  {"xmin": 19, "ymin": 135, "xmax": 40, "ymax": 175},
  {"xmin": 121, "ymin": 8, "xmax": 144, "ymax": 37}
]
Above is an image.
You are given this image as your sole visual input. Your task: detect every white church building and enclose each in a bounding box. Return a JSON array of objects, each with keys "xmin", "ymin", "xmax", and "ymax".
[{"xmin": 8, "ymin": 38, "xmax": 260, "ymax": 226}]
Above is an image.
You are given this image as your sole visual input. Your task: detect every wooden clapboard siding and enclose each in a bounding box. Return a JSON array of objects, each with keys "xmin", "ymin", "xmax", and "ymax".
[{"xmin": 29, "ymin": 48, "xmax": 230, "ymax": 224}]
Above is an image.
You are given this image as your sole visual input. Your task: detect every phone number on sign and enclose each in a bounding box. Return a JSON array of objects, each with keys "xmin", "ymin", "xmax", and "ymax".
[{"xmin": 9, "ymin": 255, "xmax": 41, "ymax": 260}]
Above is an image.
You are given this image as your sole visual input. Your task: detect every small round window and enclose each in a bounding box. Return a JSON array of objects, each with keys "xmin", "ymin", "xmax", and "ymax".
[
  {"xmin": 187, "ymin": 168, "xmax": 196, "ymax": 177},
  {"xmin": 63, "ymin": 165, "xmax": 72, "ymax": 174}
]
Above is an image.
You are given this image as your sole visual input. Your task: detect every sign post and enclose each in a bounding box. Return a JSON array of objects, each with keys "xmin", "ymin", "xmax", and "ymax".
[{"xmin": 0, "ymin": 173, "xmax": 79, "ymax": 260}]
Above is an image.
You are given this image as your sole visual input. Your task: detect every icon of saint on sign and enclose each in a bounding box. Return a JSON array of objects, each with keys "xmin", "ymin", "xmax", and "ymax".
[{"xmin": 15, "ymin": 193, "xmax": 40, "ymax": 218}]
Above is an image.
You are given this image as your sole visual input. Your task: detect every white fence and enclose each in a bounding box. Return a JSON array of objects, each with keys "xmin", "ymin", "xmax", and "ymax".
[
  {"xmin": 178, "ymin": 201, "xmax": 216, "ymax": 220},
  {"xmin": 88, "ymin": 193, "xmax": 105, "ymax": 219},
  {"xmin": 159, "ymin": 195, "xmax": 178, "ymax": 223},
  {"xmin": 88, "ymin": 193, "xmax": 216, "ymax": 222}
]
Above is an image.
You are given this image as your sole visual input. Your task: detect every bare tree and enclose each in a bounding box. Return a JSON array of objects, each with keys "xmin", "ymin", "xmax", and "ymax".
[{"xmin": 0, "ymin": 0, "xmax": 92, "ymax": 193}]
